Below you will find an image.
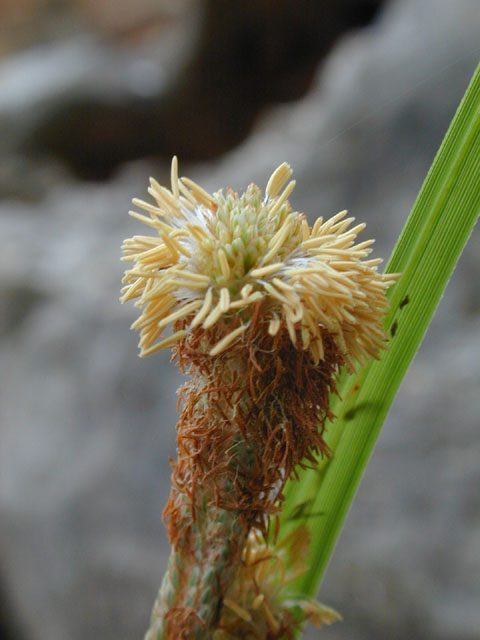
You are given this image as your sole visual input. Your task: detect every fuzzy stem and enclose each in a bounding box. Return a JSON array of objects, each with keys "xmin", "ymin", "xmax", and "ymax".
[
  {"xmin": 146, "ymin": 498, "xmax": 246, "ymax": 640},
  {"xmin": 145, "ymin": 356, "xmax": 255, "ymax": 639},
  {"xmin": 145, "ymin": 319, "xmax": 341, "ymax": 638}
]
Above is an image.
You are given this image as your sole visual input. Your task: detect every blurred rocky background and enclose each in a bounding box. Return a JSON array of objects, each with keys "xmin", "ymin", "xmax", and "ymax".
[{"xmin": 0, "ymin": 1, "xmax": 479, "ymax": 639}]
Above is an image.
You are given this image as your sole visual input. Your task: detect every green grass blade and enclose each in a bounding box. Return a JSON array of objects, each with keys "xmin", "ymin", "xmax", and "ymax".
[{"xmin": 281, "ymin": 61, "xmax": 480, "ymax": 597}]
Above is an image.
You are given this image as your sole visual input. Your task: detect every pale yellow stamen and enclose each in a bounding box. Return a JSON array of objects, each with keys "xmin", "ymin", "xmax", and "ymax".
[
  {"xmin": 219, "ymin": 287, "xmax": 230, "ymax": 312},
  {"xmin": 241, "ymin": 283, "xmax": 253, "ymax": 298},
  {"xmin": 172, "ymin": 281, "xmax": 206, "ymax": 291},
  {"xmin": 332, "ymin": 217, "xmax": 355, "ymax": 235},
  {"xmin": 312, "ymin": 217, "xmax": 324, "ymax": 236},
  {"xmin": 139, "ymin": 277, "xmax": 175, "ymax": 304},
  {"xmin": 272, "ymin": 277, "xmax": 294, "ymax": 292},
  {"xmin": 306, "ymin": 284, "xmax": 352, "ymax": 303},
  {"xmin": 122, "ymin": 268, "xmax": 157, "ymax": 282},
  {"xmin": 229, "ymin": 292, "xmax": 263, "ymax": 308},
  {"xmin": 286, "ymin": 265, "xmax": 327, "ymax": 277},
  {"xmin": 268, "ymin": 214, "xmax": 294, "ymax": 247},
  {"xmin": 229, "ymin": 299, "xmax": 249, "ymax": 309},
  {"xmin": 186, "ymin": 223, "xmax": 208, "ymax": 241},
  {"xmin": 120, "ymin": 278, "xmax": 145, "ymax": 303},
  {"xmin": 302, "ymin": 236, "xmax": 329, "ymax": 250},
  {"xmin": 252, "ymin": 593, "xmax": 265, "ymax": 610},
  {"xmin": 354, "ymin": 239, "xmax": 375, "ymax": 252},
  {"xmin": 139, "ymin": 325, "xmax": 163, "ymax": 349},
  {"xmin": 150, "ymin": 180, "xmax": 180, "ymax": 212},
  {"xmin": 263, "ymin": 281, "xmax": 290, "ymax": 305},
  {"xmin": 159, "ymin": 231, "xmax": 179, "ymax": 260},
  {"xmin": 168, "ymin": 236, "xmax": 191, "ymax": 258},
  {"xmin": 157, "ymin": 300, "xmax": 203, "ymax": 329},
  {"xmin": 318, "ymin": 210, "xmax": 348, "ymax": 233},
  {"xmin": 301, "ymin": 326, "xmax": 311, "ymax": 349},
  {"xmin": 223, "ymin": 598, "xmax": 252, "ymax": 623},
  {"xmin": 131, "ymin": 297, "xmax": 176, "ymax": 330},
  {"xmin": 218, "ymin": 248, "xmax": 231, "ymax": 279},
  {"xmin": 171, "ymin": 269, "xmax": 210, "ymax": 284},
  {"xmin": 129, "ymin": 247, "xmax": 170, "ymax": 267},
  {"xmin": 128, "ymin": 210, "xmax": 163, "ymax": 230},
  {"xmin": 181, "ymin": 176, "xmax": 215, "ymax": 208},
  {"xmin": 302, "ymin": 601, "xmax": 343, "ymax": 627},
  {"xmin": 334, "ymin": 326, "xmax": 347, "ymax": 353},
  {"xmin": 170, "ymin": 156, "xmax": 179, "ymax": 200},
  {"xmin": 140, "ymin": 330, "xmax": 187, "ymax": 356},
  {"xmin": 123, "ymin": 234, "xmax": 163, "ymax": 249},
  {"xmin": 301, "ymin": 218, "xmax": 309, "ymax": 241},
  {"xmin": 131, "ymin": 199, "xmax": 167, "ymax": 220},
  {"xmin": 363, "ymin": 257, "xmax": 383, "ymax": 267},
  {"xmin": 243, "ymin": 292, "xmax": 264, "ymax": 304},
  {"xmin": 249, "ymin": 262, "xmax": 284, "ymax": 278},
  {"xmin": 203, "ymin": 300, "xmax": 224, "ymax": 329},
  {"xmin": 261, "ymin": 600, "xmax": 280, "ymax": 633},
  {"xmin": 265, "ymin": 162, "xmax": 292, "ymax": 198},
  {"xmin": 191, "ymin": 288, "xmax": 213, "ymax": 327},
  {"xmin": 284, "ymin": 303, "xmax": 303, "ymax": 323},
  {"xmin": 268, "ymin": 318, "xmax": 281, "ymax": 336},
  {"xmin": 312, "ymin": 337, "xmax": 324, "ymax": 364},
  {"xmin": 209, "ymin": 325, "xmax": 246, "ymax": 356},
  {"xmin": 269, "ymin": 180, "xmax": 296, "ymax": 217},
  {"xmin": 264, "ymin": 216, "xmax": 294, "ymax": 262},
  {"xmin": 177, "ymin": 179, "xmax": 198, "ymax": 207},
  {"xmin": 137, "ymin": 278, "xmax": 154, "ymax": 304},
  {"xmin": 347, "ymin": 222, "xmax": 366, "ymax": 236},
  {"xmin": 286, "ymin": 317, "xmax": 296, "ymax": 344}
]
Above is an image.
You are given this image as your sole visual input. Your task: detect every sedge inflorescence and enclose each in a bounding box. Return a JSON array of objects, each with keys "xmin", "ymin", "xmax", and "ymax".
[
  {"xmin": 215, "ymin": 525, "xmax": 341, "ymax": 640},
  {"xmin": 121, "ymin": 159, "xmax": 397, "ymax": 639},
  {"xmin": 121, "ymin": 158, "xmax": 395, "ymax": 369}
]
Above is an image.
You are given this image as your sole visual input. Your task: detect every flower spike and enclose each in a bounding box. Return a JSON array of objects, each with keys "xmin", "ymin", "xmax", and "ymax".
[
  {"xmin": 121, "ymin": 159, "xmax": 398, "ymax": 639},
  {"xmin": 122, "ymin": 157, "xmax": 395, "ymax": 369}
]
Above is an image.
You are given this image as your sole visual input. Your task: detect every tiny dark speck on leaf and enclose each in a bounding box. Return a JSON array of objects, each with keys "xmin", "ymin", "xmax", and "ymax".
[
  {"xmin": 287, "ymin": 499, "xmax": 325, "ymax": 521},
  {"xmin": 344, "ymin": 401, "xmax": 382, "ymax": 420},
  {"xmin": 400, "ymin": 294, "xmax": 410, "ymax": 309},
  {"xmin": 391, "ymin": 320, "xmax": 398, "ymax": 337}
]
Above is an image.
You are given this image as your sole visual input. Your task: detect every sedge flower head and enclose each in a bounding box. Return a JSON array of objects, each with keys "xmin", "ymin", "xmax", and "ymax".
[
  {"xmin": 121, "ymin": 158, "xmax": 396, "ymax": 369},
  {"xmin": 214, "ymin": 525, "xmax": 342, "ymax": 639}
]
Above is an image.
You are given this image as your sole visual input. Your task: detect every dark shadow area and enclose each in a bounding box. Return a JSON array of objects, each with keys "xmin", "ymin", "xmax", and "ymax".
[{"xmin": 27, "ymin": 0, "xmax": 386, "ymax": 179}]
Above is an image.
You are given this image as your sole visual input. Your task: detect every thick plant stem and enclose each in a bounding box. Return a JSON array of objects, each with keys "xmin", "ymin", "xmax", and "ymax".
[
  {"xmin": 144, "ymin": 355, "xmax": 258, "ymax": 639},
  {"xmin": 143, "ymin": 321, "xmax": 342, "ymax": 638},
  {"xmin": 146, "ymin": 500, "xmax": 245, "ymax": 639}
]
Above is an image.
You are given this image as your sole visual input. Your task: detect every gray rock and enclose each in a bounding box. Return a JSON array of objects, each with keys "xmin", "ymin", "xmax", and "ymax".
[{"xmin": 0, "ymin": 1, "xmax": 479, "ymax": 639}]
